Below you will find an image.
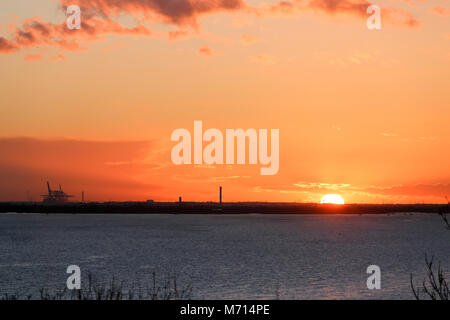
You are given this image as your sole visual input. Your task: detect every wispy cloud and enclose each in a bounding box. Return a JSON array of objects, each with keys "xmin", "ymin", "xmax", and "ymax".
[
  {"xmin": 251, "ymin": 54, "xmax": 275, "ymax": 64},
  {"xmin": 349, "ymin": 51, "xmax": 373, "ymax": 64},
  {"xmin": 254, "ymin": 181, "xmax": 450, "ymax": 203},
  {"xmin": 50, "ymin": 54, "xmax": 66, "ymax": 61},
  {"xmin": 240, "ymin": 34, "xmax": 260, "ymax": 45},
  {"xmin": 429, "ymin": 6, "xmax": 450, "ymax": 17},
  {"xmin": 24, "ymin": 53, "xmax": 42, "ymax": 62},
  {"xmin": 59, "ymin": 0, "xmax": 246, "ymax": 27},
  {"xmin": 0, "ymin": 0, "xmax": 421, "ymax": 56},
  {"xmin": 380, "ymin": 132, "xmax": 399, "ymax": 137},
  {"xmin": 293, "ymin": 182, "xmax": 352, "ymax": 190},
  {"xmin": 0, "ymin": 16, "xmax": 151, "ymax": 54},
  {"xmin": 258, "ymin": 0, "xmax": 421, "ymax": 27},
  {"xmin": 168, "ymin": 29, "xmax": 190, "ymax": 40},
  {"xmin": 198, "ymin": 45, "xmax": 219, "ymax": 57}
]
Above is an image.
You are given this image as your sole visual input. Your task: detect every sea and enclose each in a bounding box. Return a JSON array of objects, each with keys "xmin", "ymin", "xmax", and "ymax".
[{"xmin": 0, "ymin": 213, "xmax": 449, "ymax": 299}]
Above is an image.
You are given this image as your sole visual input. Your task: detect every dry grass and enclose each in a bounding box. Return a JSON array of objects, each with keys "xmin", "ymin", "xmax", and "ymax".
[
  {"xmin": 410, "ymin": 201, "xmax": 450, "ymax": 300},
  {"xmin": 2, "ymin": 272, "xmax": 192, "ymax": 300}
]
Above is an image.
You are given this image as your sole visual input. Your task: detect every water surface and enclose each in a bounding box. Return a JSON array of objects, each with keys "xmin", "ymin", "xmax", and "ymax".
[{"xmin": 0, "ymin": 213, "xmax": 449, "ymax": 299}]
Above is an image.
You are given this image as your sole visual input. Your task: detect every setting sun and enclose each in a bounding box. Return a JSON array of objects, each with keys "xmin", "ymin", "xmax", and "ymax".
[{"xmin": 320, "ymin": 194, "xmax": 345, "ymax": 205}]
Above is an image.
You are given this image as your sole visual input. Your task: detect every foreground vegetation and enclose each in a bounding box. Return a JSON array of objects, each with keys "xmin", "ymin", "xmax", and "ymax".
[
  {"xmin": 2, "ymin": 272, "xmax": 192, "ymax": 300},
  {"xmin": 410, "ymin": 202, "xmax": 449, "ymax": 300}
]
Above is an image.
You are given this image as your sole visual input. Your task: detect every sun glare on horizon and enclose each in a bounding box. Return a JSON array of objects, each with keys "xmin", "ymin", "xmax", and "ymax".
[{"xmin": 320, "ymin": 194, "xmax": 345, "ymax": 204}]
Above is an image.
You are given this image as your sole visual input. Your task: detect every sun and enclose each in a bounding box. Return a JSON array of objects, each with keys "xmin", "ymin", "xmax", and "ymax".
[{"xmin": 320, "ymin": 194, "xmax": 345, "ymax": 204}]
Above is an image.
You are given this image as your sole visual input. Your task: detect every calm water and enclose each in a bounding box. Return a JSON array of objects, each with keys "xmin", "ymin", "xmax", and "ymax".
[{"xmin": 0, "ymin": 213, "xmax": 449, "ymax": 299}]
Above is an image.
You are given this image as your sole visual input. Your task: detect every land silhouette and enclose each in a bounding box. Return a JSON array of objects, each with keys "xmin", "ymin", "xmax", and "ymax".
[{"xmin": 0, "ymin": 201, "xmax": 444, "ymax": 215}]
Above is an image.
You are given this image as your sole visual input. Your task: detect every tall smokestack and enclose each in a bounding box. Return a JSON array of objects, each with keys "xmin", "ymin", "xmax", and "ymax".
[
  {"xmin": 82, "ymin": 191, "xmax": 84, "ymax": 203},
  {"xmin": 219, "ymin": 186, "xmax": 222, "ymax": 204}
]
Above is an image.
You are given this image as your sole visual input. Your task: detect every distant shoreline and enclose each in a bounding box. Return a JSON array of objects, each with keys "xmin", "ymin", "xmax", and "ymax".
[{"xmin": 0, "ymin": 202, "xmax": 444, "ymax": 215}]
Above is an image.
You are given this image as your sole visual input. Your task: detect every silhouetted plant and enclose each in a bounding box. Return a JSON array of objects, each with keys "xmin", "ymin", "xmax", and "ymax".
[
  {"xmin": 410, "ymin": 201, "xmax": 450, "ymax": 300},
  {"xmin": 1, "ymin": 293, "xmax": 32, "ymax": 300},
  {"xmin": 2, "ymin": 272, "xmax": 192, "ymax": 300},
  {"xmin": 438, "ymin": 199, "xmax": 450, "ymax": 230},
  {"xmin": 411, "ymin": 256, "xmax": 449, "ymax": 300}
]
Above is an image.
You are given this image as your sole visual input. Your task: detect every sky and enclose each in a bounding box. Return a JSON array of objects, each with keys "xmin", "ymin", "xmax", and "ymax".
[{"xmin": 0, "ymin": 0, "xmax": 449, "ymax": 203}]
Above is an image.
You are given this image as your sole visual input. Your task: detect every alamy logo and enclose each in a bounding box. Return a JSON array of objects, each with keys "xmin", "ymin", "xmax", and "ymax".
[
  {"xmin": 171, "ymin": 121, "xmax": 279, "ymax": 175},
  {"xmin": 66, "ymin": 265, "xmax": 81, "ymax": 290},
  {"xmin": 66, "ymin": 5, "xmax": 81, "ymax": 30},
  {"xmin": 366, "ymin": 265, "xmax": 381, "ymax": 289},
  {"xmin": 366, "ymin": 5, "xmax": 381, "ymax": 30}
]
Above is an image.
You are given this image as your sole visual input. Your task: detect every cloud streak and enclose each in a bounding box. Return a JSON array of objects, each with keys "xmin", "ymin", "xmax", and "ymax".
[
  {"xmin": 254, "ymin": 181, "xmax": 450, "ymax": 203},
  {"xmin": 261, "ymin": 0, "xmax": 421, "ymax": 27},
  {"xmin": 0, "ymin": 37, "xmax": 18, "ymax": 53},
  {"xmin": 198, "ymin": 45, "xmax": 217, "ymax": 56},
  {"xmin": 429, "ymin": 6, "xmax": 450, "ymax": 17},
  {"xmin": 0, "ymin": 0, "xmax": 421, "ymax": 55},
  {"xmin": 0, "ymin": 137, "xmax": 159, "ymax": 201},
  {"xmin": 0, "ymin": 15, "xmax": 152, "ymax": 54},
  {"xmin": 59, "ymin": 0, "xmax": 246, "ymax": 26}
]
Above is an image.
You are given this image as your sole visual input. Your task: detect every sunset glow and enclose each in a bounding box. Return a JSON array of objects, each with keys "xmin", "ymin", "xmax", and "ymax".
[
  {"xmin": 0, "ymin": 1, "xmax": 449, "ymax": 203},
  {"xmin": 320, "ymin": 194, "xmax": 345, "ymax": 205}
]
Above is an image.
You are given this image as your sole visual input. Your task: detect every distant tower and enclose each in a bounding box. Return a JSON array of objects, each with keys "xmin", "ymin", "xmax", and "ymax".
[
  {"xmin": 179, "ymin": 196, "xmax": 182, "ymax": 203},
  {"xmin": 219, "ymin": 186, "xmax": 222, "ymax": 204},
  {"xmin": 82, "ymin": 191, "xmax": 84, "ymax": 203}
]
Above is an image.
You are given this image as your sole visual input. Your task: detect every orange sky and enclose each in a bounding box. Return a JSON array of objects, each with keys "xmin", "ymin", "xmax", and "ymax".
[{"xmin": 0, "ymin": 0, "xmax": 449, "ymax": 203}]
